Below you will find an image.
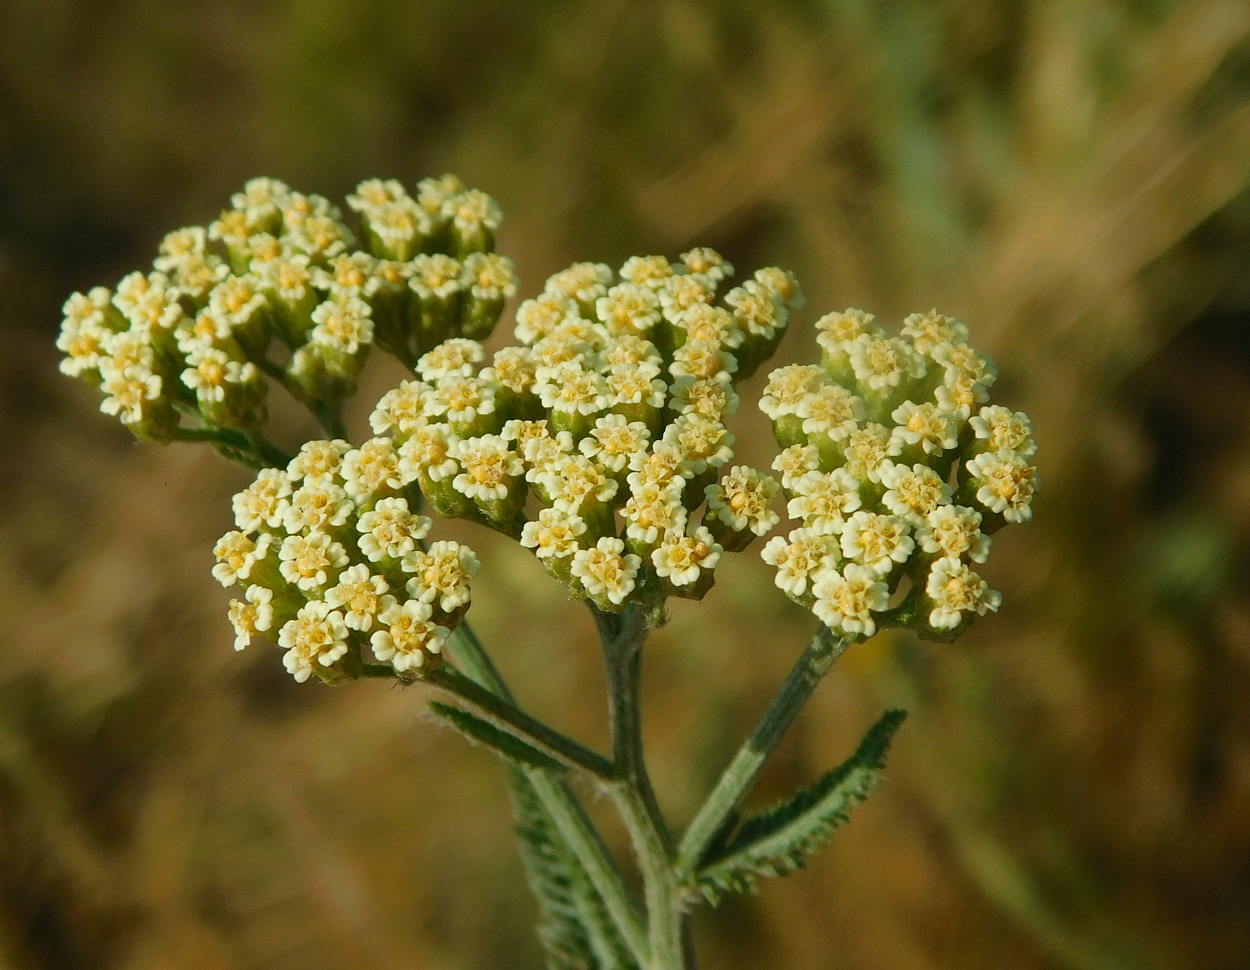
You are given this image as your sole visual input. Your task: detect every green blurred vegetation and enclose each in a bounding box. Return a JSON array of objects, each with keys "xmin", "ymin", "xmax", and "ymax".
[{"xmin": 3, "ymin": 0, "xmax": 1250, "ymax": 967}]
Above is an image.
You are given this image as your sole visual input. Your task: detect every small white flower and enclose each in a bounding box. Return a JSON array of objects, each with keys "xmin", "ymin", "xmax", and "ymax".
[
  {"xmin": 798, "ymin": 383, "xmax": 865, "ymax": 439},
  {"xmin": 841, "ymin": 423, "xmax": 902, "ymax": 484},
  {"xmin": 278, "ymin": 532, "xmax": 348, "ymax": 592},
  {"xmin": 622, "ymin": 482, "xmax": 686, "ymax": 548},
  {"xmin": 969, "ymin": 406, "xmax": 1037, "ymax": 458},
  {"xmin": 889, "ymin": 401, "xmax": 960, "ymax": 456},
  {"xmin": 847, "ymin": 335, "xmax": 925, "ymax": 394},
  {"xmin": 761, "ymin": 528, "xmax": 839, "ymax": 598},
  {"xmin": 342, "ymin": 438, "xmax": 404, "ymax": 501},
  {"xmin": 661, "ymin": 414, "xmax": 736, "ymax": 477},
  {"xmin": 415, "ymin": 338, "xmax": 487, "ymax": 382},
  {"xmin": 357, "ymin": 497, "xmax": 432, "ymax": 562},
  {"xmin": 571, "ymin": 537, "xmax": 642, "ymax": 606},
  {"xmin": 925, "ymin": 556, "xmax": 1001, "ymax": 630},
  {"xmin": 839, "ymin": 511, "xmax": 915, "ymax": 577},
  {"xmin": 398, "ymin": 424, "xmax": 461, "ymax": 483},
  {"xmin": 651, "ymin": 525, "xmax": 721, "ymax": 587},
  {"xmin": 596, "ymin": 283, "xmax": 661, "ymax": 336},
  {"xmin": 916, "ymin": 505, "xmax": 990, "ymax": 563},
  {"xmin": 227, "ymin": 585, "xmax": 274, "ymax": 651},
  {"xmin": 482, "ymin": 346, "xmax": 538, "ymax": 394},
  {"xmin": 759, "ymin": 365, "xmax": 825, "ymax": 420},
  {"xmin": 212, "ymin": 531, "xmax": 274, "ymax": 587},
  {"xmin": 669, "ymin": 376, "xmax": 739, "ymax": 420},
  {"xmin": 233, "ymin": 469, "xmax": 293, "ymax": 532},
  {"xmin": 579, "ymin": 414, "xmax": 651, "ymax": 473},
  {"xmin": 402, "ymin": 540, "xmax": 480, "ymax": 613},
  {"xmin": 451, "ymin": 434, "xmax": 524, "ymax": 502},
  {"xmin": 545, "ymin": 262, "xmax": 613, "ymax": 307},
  {"xmin": 310, "ymin": 297, "xmax": 374, "ymax": 355},
  {"xmin": 619, "ymin": 254, "xmax": 675, "ymax": 288},
  {"xmin": 771, "ymin": 444, "xmax": 821, "ymax": 491},
  {"xmin": 282, "ymin": 482, "xmax": 354, "ymax": 535},
  {"xmin": 725, "ymin": 281, "xmax": 786, "ymax": 339},
  {"xmin": 787, "ymin": 469, "xmax": 863, "ymax": 535},
  {"xmin": 324, "ymin": 564, "xmax": 391, "ymax": 632},
  {"xmin": 879, "ymin": 462, "xmax": 952, "ymax": 526},
  {"xmin": 370, "ymin": 380, "xmax": 434, "ymax": 437},
  {"xmin": 540, "ymin": 454, "xmax": 619, "ymax": 512},
  {"xmin": 963, "ymin": 451, "xmax": 1038, "ymax": 523},
  {"xmin": 370, "ymin": 599, "xmax": 449, "ymax": 674},
  {"xmin": 900, "ymin": 309, "xmax": 969, "ymax": 355},
  {"xmin": 680, "ymin": 247, "xmax": 734, "ymax": 284},
  {"xmin": 520, "ymin": 508, "xmax": 587, "ymax": 559},
  {"xmin": 288, "ymin": 439, "xmax": 351, "ymax": 485},
  {"xmin": 704, "ymin": 466, "xmax": 781, "ymax": 536},
  {"xmin": 279, "ymin": 601, "xmax": 351, "ymax": 683},
  {"xmin": 815, "ymin": 308, "xmax": 881, "ymax": 356},
  {"xmin": 811, "ymin": 563, "xmax": 890, "ymax": 638}
]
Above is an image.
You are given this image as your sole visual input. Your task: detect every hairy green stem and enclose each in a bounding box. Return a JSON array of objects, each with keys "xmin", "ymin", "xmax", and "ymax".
[
  {"xmin": 597, "ymin": 604, "xmax": 686, "ymax": 970},
  {"xmin": 426, "ymin": 664, "xmax": 616, "ymax": 779},
  {"xmin": 444, "ymin": 622, "xmax": 650, "ymax": 964},
  {"xmin": 676, "ymin": 626, "xmax": 848, "ymax": 877}
]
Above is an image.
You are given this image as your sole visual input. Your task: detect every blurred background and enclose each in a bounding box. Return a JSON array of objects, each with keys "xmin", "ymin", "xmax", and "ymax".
[{"xmin": 3, "ymin": 1, "xmax": 1250, "ymax": 967}]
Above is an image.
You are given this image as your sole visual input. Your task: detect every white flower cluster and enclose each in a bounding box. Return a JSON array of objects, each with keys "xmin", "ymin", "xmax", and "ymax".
[
  {"xmin": 367, "ymin": 250, "xmax": 801, "ymax": 612},
  {"xmin": 58, "ymin": 175, "xmax": 517, "ymax": 441},
  {"xmin": 216, "ymin": 438, "xmax": 480, "ymax": 682},
  {"xmin": 760, "ymin": 309, "xmax": 1038, "ymax": 642}
]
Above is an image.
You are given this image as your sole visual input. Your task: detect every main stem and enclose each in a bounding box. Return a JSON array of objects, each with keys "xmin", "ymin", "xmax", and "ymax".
[
  {"xmin": 444, "ymin": 621, "xmax": 649, "ymax": 963},
  {"xmin": 596, "ymin": 605, "xmax": 686, "ymax": 970}
]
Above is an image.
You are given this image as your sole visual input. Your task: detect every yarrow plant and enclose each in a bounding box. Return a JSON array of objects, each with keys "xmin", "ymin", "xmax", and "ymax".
[{"xmin": 60, "ymin": 175, "xmax": 1038, "ymax": 969}]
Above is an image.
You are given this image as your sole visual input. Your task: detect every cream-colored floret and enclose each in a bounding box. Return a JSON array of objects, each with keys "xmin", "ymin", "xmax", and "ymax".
[
  {"xmin": 282, "ymin": 481, "xmax": 353, "ymax": 535},
  {"xmin": 761, "ymin": 528, "xmax": 839, "ymax": 598},
  {"xmin": 415, "ymin": 339, "xmax": 486, "ymax": 382},
  {"xmin": 371, "ymin": 599, "xmax": 449, "ymax": 674},
  {"xmin": 288, "ymin": 439, "xmax": 351, "ymax": 485},
  {"xmin": 342, "ymin": 438, "xmax": 404, "ymax": 501},
  {"xmin": 811, "ymin": 564, "xmax": 890, "ymax": 638},
  {"xmin": 787, "ymin": 469, "xmax": 863, "ymax": 535},
  {"xmin": 571, "ymin": 537, "xmax": 642, "ymax": 606},
  {"xmin": 839, "ymin": 511, "xmax": 914, "ymax": 576},
  {"xmin": 879, "ymin": 462, "xmax": 952, "ymax": 525},
  {"xmin": 889, "ymin": 401, "xmax": 959, "ymax": 456},
  {"xmin": 279, "ymin": 601, "xmax": 350, "ymax": 683},
  {"xmin": 652, "ymin": 525, "xmax": 722, "ymax": 586},
  {"xmin": 925, "ymin": 556, "xmax": 1001, "ymax": 630},
  {"xmin": 324, "ymin": 564, "xmax": 390, "ymax": 632},
  {"xmin": 357, "ymin": 496, "xmax": 431, "ymax": 562},
  {"xmin": 916, "ymin": 505, "xmax": 990, "ymax": 563},
  {"xmin": 402, "ymin": 540, "xmax": 480, "ymax": 613},
  {"xmin": 705, "ymin": 466, "xmax": 781, "ymax": 536},
  {"xmin": 228, "ymin": 585, "xmax": 274, "ymax": 651},
  {"xmin": 451, "ymin": 434, "xmax": 524, "ymax": 502},
  {"xmin": 213, "ymin": 531, "xmax": 274, "ymax": 587},
  {"xmin": 278, "ymin": 532, "xmax": 348, "ymax": 592},
  {"xmin": 520, "ymin": 508, "xmax": 587, "ymax": 559},
  {"xmin": 233, "ymin": 469, "xmax": 293, "ymax": 532},
  {"xmin": 963, "ymin": 451, "xmax": 1038, "ymax": 523}
]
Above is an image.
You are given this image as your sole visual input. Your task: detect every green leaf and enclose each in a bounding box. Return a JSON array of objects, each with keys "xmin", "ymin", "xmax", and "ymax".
[
  {"xmin": 430, "ymin": 701, "xmax": 566, "ymax": 772},
  {"xmin": 508, "ymin": 768, "xmax": 638, "ymax": 970},
  {"xmin": 690, "ymin": 708, "xmax": 907, "ymax": 905}
]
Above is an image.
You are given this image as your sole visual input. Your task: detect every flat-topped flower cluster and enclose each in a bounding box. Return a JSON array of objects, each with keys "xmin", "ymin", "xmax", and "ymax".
[
  {"xmin": 759, "ymin": 308, "xmax": 1038, "ymax": 641},
  {"xmin": 365, "ymin": 250, "xmax": 800, "ymax": 616},
  {"xmin": 57, "ymin": 176, "xmax": 516, "ymax": 442},
  {"xmin": 215, "ymin": 437, "xmax": 480, "ymax": 682}
]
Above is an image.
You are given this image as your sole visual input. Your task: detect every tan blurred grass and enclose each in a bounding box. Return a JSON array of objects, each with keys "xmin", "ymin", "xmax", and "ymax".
[{"xmin": 3, "ymin": 1, "xmax": 1250, "ymax": 967}]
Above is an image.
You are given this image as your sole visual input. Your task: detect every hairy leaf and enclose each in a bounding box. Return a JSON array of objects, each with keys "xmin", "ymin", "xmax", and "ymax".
[
  {"xmin": 691, "ymin": 708, "xmax": 907, "ymax": 905},
  {"xmin": 508, "ymin": 768, "xmax": 638, "ymax": 969},
  {"xmin": 430, "ymin": 700, "xmax": 566, "ymax": 772}
]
